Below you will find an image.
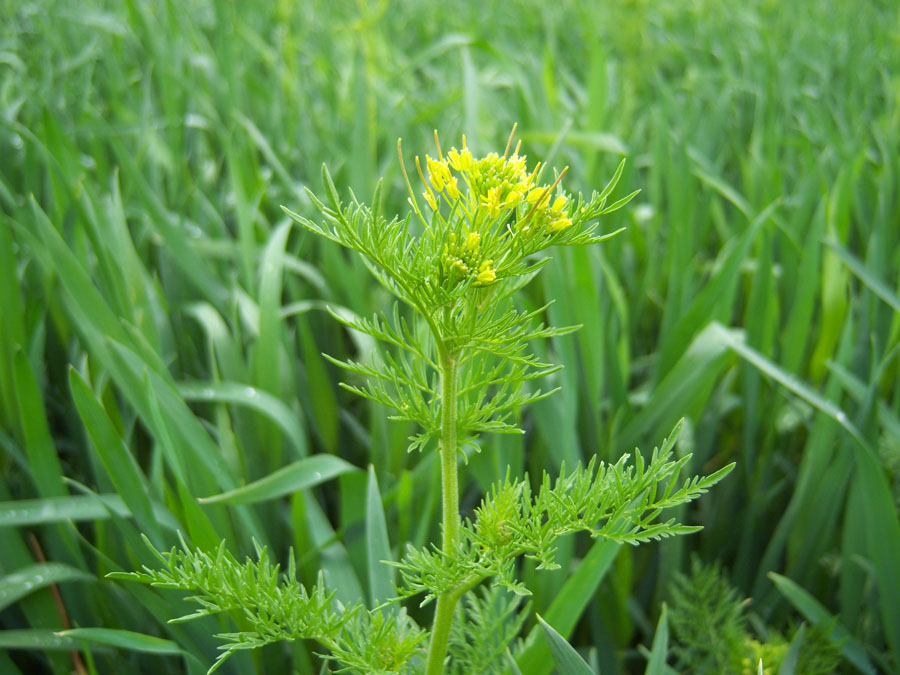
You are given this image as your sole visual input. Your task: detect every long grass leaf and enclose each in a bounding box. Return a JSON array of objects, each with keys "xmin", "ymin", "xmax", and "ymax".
[
  {"xmin": 56, "ymin": 628, "xmax": 183, "ymax": 655},
  {"xmin": 517, "ymin": 540, "xmax": 619, "ymax": 674},
  {"xmin": 69, "ymin": 367, "xmax": 162, "ymax": 545},
  {"xmin": 177, "ymin": 381, "xmax": 308, "ymax": 459},
  {"xmin": 365, "ymin": 465, "xmax": 394, "ymax": 607},
  {"xmin": 536, "ymin": 614, "xmax": 594, "ymax": 675},
  {"xmin": 0, "ymin": 563, "xmax": 93, "ymax": 612},
  {"xmin": 0, "ymin": 495, "xmax": 178, "ymax": 530},
  {"xmin": 197, "ymin": 455, "xmax": 358, "ymax": 505},
  {"xmin": 644, "ymin": 604, "xmax": 669, "ymax": 675}
]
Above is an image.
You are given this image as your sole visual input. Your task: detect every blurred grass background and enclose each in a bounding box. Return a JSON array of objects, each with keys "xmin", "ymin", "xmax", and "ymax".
[{"xmin": 1, "ymin": 0, "xmax": 899, "ymax": 672}]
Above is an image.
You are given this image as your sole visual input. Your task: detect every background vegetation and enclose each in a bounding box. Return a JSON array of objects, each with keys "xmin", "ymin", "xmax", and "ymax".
[{"xmin": 1, "ymin": 0, "xmax": 899, "ymax": 672}]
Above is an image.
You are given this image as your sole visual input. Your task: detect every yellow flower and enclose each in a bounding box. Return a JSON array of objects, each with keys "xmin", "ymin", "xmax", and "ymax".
[
  {"xmin": 551, "ymin": 195, "xmax": 567, "ymax": 213},
  {"xmin": 465, "ymin": 232, "xmax": 481, "ymax": 251},
  {"xmin": 507, "ymin": 155, "xmax": 527, "ymax": 177},
  {"xmin": 504, "ymin": 188, "xmax": 524, "ymax": 208},
  {"xmin": 448, "ymin": 146, "xmax": 474, "ymax": 172},
  {"xmin": 423, "ymin": 189, "xmax": 438, "ymax": 211},
  {"xmin": 427, "ymin": 155, "xmax": 452, "ymax": 192},
  {"xmin": 526, "ymin": 187, "xmax": 548, "ymax": 204},
  {"xmin": 476, "ymin": 260, "xmax": 496, "ymax": 284},
  {"xmin": 485, "ymin": 187, "xmax": 501, "ymax": 218},
  {"xmin": 446, "ymin": 176, "xmax": 460, "ymax": 200},
  {"xmin": 447, "ymin": 148, "xmax": 461, "ymax": 171},
  {"xmin": 549, "ymin": 217, "xmax": 572, "ymax": 232}
]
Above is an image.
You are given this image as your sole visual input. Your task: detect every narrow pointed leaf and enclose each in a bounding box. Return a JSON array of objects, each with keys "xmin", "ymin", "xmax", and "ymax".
[
  {"xmin": 198, "ymin": 455, "xmax": 358, "ymax": 505},
  {"xmin": 537, "ymin": 614, "xmax": 594, "ymax": 675},
  {"xmin": 57, "ymin": 628, "xmax": 182, "ymax": 655},
  {"xmin": 0, "ymin": 564, "xmax": 93, "ymax": 612}
]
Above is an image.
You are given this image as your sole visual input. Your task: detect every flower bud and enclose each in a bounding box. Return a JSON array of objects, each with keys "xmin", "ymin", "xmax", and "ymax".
[{"xmin": 446, "ymin": 176, "xmax": 460, "ymax": 200}]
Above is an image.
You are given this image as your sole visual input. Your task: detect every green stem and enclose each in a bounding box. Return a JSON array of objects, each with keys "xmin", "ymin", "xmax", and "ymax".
[{"xmin": 425, "ymin": 352, "xmax": 460, "ymax": 675}]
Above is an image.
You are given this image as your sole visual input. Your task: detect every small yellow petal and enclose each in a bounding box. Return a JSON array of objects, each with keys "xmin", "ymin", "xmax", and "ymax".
[
  {"xmin": 459, "ymin": 147, "xmax": 474, "ymax": 171},
  {"xmin": 485, "ymin": 186, "xmax": 501, "ymax": 218},
  {"xmin": 526, "ymin": 188, "xmax": 547, "ymax": 204},
  {"xmin": 446, "ymin": 176, "xmax": 460, "ymax": 200},
  {"xmin": 426, "ymin": 156, "xmax": 445, "ymax": 191},
  {"xmin": 447, "ymin": 148, "xmax": 461, "ymax": 171},
  {"xmin": 476, "ymin": 261, "xmax": 496, "ymax": 284},
  {"xmin": 423, "ymin": 189, "xmax": 438, "ymax": 211},
  {"xmin": 505, "ymin": 189, "xmax": 523, "ymax": 207},
  {"xmin": 551, "ymin": 195, "xmax": 567, "ymax": 213}
]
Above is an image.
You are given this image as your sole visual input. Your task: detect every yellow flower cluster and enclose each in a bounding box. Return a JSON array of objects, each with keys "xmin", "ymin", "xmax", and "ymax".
[
  {"xmin": 521, "ymin": 188, "xmax": 572, "ymax": 235},
  {"xmin": 440, "ymin": 231, "xmax": 496, "ymax": 286},
  {"xmin": 420, "ymin": 135, "xmax": 573, "ymax": 236},
  {"xmin": 400, "ymin": 129, "xmax": 577, "ymax": 291},
  {"xmin": 455, "ymin": 149, "xmax": 532, "ymax": 218}
]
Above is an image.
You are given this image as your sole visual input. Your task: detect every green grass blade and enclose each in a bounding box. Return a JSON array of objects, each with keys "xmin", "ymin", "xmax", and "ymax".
[
  {"xmin": 23, "ymin": 198, "xmax": 129, "ymax": 345},
  {"xmin": 0, "ymin": 630, "xmax": 83, "ymax": 651},
  {"xmin": 0, "ymin": 495, "xmax": 178, "ymax": 530},
  {"xmin": 517, "ymin": 540, "xmax": 620, "ymax": 674},
  {"xmin": 536, "ymin": 614, "xmax": 594, "ymax": 675},
  {"xmin": 825, "ymin": 238, "xmax": 900, "ymax": 313},
  {"xmin": 854, "ymin": 447, "xmax": 900, "ymax": 663},
  {"xmin": 69, "ymin": 367, "xmax": 162, "ymax": 546},
  {"xmin": 365, "ymin": 465, "xmax": 394, "ymax": 607},
  {"xmin": 615, "ymin": 323, "xmax": 734, "ymax": 452},
  {"xmin": 644, "ymin": 604, "xmax": 669, "ymax": 675},
  {"xmin": 108, "ymin": 141, "xmax": 226, "ymax": 306},
  {"xmin": 13, "ymin": 349, "xmax": 66, "ymax": 499},
  {"xmin": 304, "ymin": 495, "xmax": 364, "ymax": 606},
  {"xmin": 778, "ymin": 624, "xmax": 805, "ymax": 675},
  {"xmin": 709, "ymin": 323, "xmax": 872, "ymax": 455},
  {"xmin": 177, "ymin": 381, "xmax": 308, "ymax": 459},
  {"xmin": 769, "ymin": 572, "xmax": 876, "ymax": 675},
  {"xmin": 255, "ymin": 220, "xmax": 292, "ymax": 470},
  {"xmin": 0, "ymin": 563, "xmax": 93, "ymax": 612},
  {"xmin": 56, "ymin": 628, "xmax": 183, "ymax": 655},
  {"xmin": 297, "ymin": 317, "xmax": 339, "ymax": 453},
  {"xmin": 197, "ymin": 455, "xmax": 358, "ymax": 505},
  {"xmin": 652, "ymin": 200, "xmax": 774, "ymax": 381},
  {"xmin": 0, "ymin": 217, "xmax": 25, "ymax": 435}
]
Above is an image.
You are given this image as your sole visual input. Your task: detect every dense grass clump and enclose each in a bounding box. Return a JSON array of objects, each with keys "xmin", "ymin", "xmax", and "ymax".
[{"xmin": 1, "ymin": 0, "xmax": 898, "ymax": 672}]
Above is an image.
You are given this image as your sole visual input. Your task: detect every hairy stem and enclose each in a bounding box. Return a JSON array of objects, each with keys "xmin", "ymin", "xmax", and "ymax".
[{"xmin": 425, "ymin": 352, "xmax": 460, "ymax": 674}]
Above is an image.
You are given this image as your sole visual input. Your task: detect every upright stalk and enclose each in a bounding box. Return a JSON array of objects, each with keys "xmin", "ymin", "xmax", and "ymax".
[{"xmin": 425, "ymin": 351, "xmax": 460, "ymax": 675}]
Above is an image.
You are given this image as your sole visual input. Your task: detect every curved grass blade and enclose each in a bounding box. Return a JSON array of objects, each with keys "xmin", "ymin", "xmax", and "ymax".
[
  {"xmin": 177, "ymin": 381, "xmax": 308, "ymax": 459},
  {"xmin": 709, "ymin": 323, "xmax": 873, "ymax": 457},
  {"xmin": 0, "ymin": 495, "xmax": 178, "ymax": 530},
  {"xmin": 56, "ymin": 628, "xmax": 182, "ymax": 655},
  {"xmin": 0, "ymin": 563, "xmax": 93, "ymax": 612},
  {"xmin": 198, "ymin": 455, "xmax": 358, "ymax": 505},
  {"xmin": 0, "ymin": 630, "xmax": 83, "ymax": 651},
  {"xmin": 824, "ymin": 239, "xmax": 900, "ymax": 314},
  {"xmin": 69, "ymin": 367, "xmax": 161, "ymax": 546}
]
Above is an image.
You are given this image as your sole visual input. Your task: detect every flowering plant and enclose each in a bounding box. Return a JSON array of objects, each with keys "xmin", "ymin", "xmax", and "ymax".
[{"xmin": 117, "ymin": 127, "xmax": 734, "ymax": 674}]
